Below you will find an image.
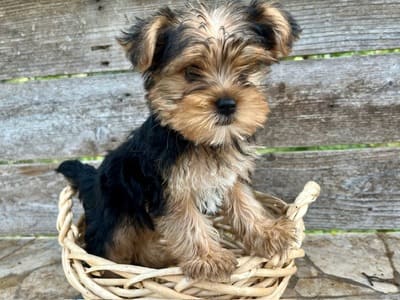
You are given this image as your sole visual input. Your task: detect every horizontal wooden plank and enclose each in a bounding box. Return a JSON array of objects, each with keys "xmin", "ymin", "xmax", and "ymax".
[
  {"xmin": 1, "ymin": 147, "xmax": 399, "ymax": 235},
  {"xmin": 0, "ymin": 73, "xmax": 148, "ymax": 161},
  {"xmin": 0, "ymin": 163, "xmax": 83, "ymax": 236},
  {"xmin": 253, "ymin": 147, "xmax": 400, "ymax": 230},
  {"xmin": 1, "ymin": 54, "xmax": 399, "ymax": 161},
  {"xmin": 1, "ymin": 0, "xmax": 399, "ymax": 80},
  {"xmin": 259, "ymin": 53, "xmax": 400, "ymax": 147}
]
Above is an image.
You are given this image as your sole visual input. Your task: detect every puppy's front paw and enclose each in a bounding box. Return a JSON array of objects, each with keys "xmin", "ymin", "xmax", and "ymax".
[
  {"xmin": 181, "ymin": 249, "xmax": 237, "ymax": 282},
  {"xmin": 253, "ymin": 217, "xmax": 296, "ymax": 259}
]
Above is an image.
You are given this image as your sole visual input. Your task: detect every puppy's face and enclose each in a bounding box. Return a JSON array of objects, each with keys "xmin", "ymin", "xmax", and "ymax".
[{"xmin": 119, "ymin": 1, "xmax": 300, "ymax": 146}]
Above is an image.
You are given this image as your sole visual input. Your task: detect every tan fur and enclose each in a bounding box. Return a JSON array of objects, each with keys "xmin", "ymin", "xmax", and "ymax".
[
  {"xmin": 225, "ymin": 181, "xmax": 296, "ymax": 259},
  {"xmin": 156, "ymin": 193, "xmax": 237, "ymax": 281},
  {"xmin": 76, "ymin": 215, "xmax": 87, "ymax": 248},
  {"xmin": 139, "ymin": 16, "xmax": 172, "ymax": 72},
  {"xmin": 107, "ymin": 1, "xmax": 299, "ymax": 281},
  {"xmin": 257, "ymin": 3, "xmax": 294, "ymax": 57},
  {"xmin": 143, "ymin": 4, "xmax": 292, "ymax": 147},
  {"xmin": 119, "ymin": 14, "xmax": 176, "ymax": 72},
  {"xmin": 105, "ymin": 218, "xmax": 177, "ymax": 268},
  {"xmin": 184, "ymin": 2, "xmax": 250, "ymax": 41},
  {"xmin": 156, "ymin": 145, "xmax": 254, "ymax": 280},
  {"xmin": 149, "ymin": 44, "xmax": 270, "ymax": 145},
  {"xmin": 151, "ymin": 84, "xmax": 269, "ymax": 145}
]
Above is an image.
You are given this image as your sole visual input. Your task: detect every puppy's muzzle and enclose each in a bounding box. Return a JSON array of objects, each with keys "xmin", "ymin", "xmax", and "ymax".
[{"xmin": 216, "ymin": 97, "xmax": 236, "ymax": 116}]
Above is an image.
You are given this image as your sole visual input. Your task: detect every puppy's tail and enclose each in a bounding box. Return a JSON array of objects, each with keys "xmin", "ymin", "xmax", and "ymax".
[{"xmin": 56, "ymin": 160, "xmax": 97, "ymax": 191}]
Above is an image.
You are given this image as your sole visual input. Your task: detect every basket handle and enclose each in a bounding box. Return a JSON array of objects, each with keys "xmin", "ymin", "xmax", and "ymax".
[
  {"xmin": 286, "ymin": 181, "xmax": 320, "ymax": 222},
  {"xmin": 57, "ymin": 186, "xmax": 78, "ymax": 246}
]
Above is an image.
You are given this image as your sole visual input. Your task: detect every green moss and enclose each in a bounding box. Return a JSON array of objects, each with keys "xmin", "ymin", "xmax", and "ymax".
[
  {"xmin": 256, "ymin": 142, "xmax": 400, "ymax": 155},
  {"xmin": 80, "ymin": 156, "xmax": 104, "ymax": 162},
  {"xmin": 0, "ymin": 158, "xmax": 59, "ymax": 165},
  {"xmin": 305, "ymin": 229, "xmax": 400, "ymax": 235},
  {"xmin": 1, "ymin": 70, "xmax": 132, "ymax": 84},
  {"xmin": 285, "ymin": 48, "xmax": 400, "ymax": 61},
  {"xmin": 2, "ymin": 48, "xmax": 399, "ymax": 84},
  {"xmin": 0, "ymin": 156, "xmax": 104, "ymax": 166},
  {"xmin": 2, "ymin": 143, "xmax": 398, "ymax": 165},
  {"xmin": 4, "ymin": 77, "xmax": 31, "ymax": 83}
]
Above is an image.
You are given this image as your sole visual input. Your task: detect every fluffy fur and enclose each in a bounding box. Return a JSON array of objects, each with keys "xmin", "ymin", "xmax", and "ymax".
[{"xmin": 57, "ymin": 0, "xmax": 300, "ymax": 281}]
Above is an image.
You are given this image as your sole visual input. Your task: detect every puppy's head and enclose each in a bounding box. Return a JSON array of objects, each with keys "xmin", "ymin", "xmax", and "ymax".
[{"xmin": 118, "ymin": 1, "xmax": 300, "ymax": 146}]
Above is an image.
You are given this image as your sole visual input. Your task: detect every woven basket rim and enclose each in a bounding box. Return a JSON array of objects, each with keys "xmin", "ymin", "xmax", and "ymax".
[{"xmin": 57, "ymin": 181, "xmax": 320, "ymax": 299}]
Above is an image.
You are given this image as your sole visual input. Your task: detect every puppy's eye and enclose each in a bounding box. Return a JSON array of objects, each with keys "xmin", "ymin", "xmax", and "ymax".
[{"xmin": 185, "ymin": 65, "xmax": 203, "ymax": 82}]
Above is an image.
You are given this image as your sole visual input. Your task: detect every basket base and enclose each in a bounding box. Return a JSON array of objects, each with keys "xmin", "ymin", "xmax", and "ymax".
[{"xmin": 57, "ymin": 182, "xmax": 320, "ymax": 299}]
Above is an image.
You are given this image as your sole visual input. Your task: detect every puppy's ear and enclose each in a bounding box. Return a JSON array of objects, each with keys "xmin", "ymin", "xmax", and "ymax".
[
  {"xmin": 117, "ymin": 8, "xmax": 177, "ymax": 72},
  {"xmin": 246, "ymin": 1, "xmax": 301, "ymax": 58}
]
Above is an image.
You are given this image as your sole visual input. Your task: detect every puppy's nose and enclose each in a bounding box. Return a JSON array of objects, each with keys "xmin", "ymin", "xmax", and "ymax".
[{"xmin": 216, "ymin": 97, "xmax": 236, "ymax": 116}]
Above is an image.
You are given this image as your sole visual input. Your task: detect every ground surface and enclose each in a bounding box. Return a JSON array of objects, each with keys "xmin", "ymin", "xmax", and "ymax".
[{"xmin": 0, "ymin": 233, "xmax": 399, "ymax": 299}]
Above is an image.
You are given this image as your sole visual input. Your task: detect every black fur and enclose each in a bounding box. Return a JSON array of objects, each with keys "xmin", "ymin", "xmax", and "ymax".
[
  {"xmin": 56, "ymin": 115, "xmax": 190, "ymax": 257},
  {"xmin": 149, "ymin": 24, "xmax": 190, "ymax": 71},
  {"xmin": 57, "ymin": 0, "xmax": 299, "ymax": 265},
  {"xmin": 143, "ymin": 24, "xmax": 192, "ymax": 89},
  {"xmin": 246, "ymin": 0, "xmax": 301, "ymax": 52},
  {"xmin": 117, "ymin": 7, "xmax": 181, "ymax": 72}
]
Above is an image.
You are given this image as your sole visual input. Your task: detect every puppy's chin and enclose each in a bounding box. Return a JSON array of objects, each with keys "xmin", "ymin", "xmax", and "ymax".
[
  {"xmin": 171, "ymin": 119, "xmax": 261, "ymax": 147},
  {"xmin": 154, "ymin": 110, "xmax": 268, "ymax": 147},
  {"xmin": 216, "ymin": 115, "xmax": 235, "ymax": 126},
  {"xmin": 203, "ymin": 125, "xmax": 247, "ymax": 147}
]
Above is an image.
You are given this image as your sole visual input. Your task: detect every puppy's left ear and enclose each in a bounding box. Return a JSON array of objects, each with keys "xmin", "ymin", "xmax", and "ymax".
[
  {"xmin": 246, "ymin": 1, "xmax": 301, "ymax": 58},
  {"xmin": 117, "ymin": 7, "xmax": 177, "ymax": 72}
]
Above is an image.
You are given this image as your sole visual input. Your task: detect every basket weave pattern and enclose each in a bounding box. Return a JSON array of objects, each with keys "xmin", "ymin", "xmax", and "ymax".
[{"xmin": 57, "ymin": 181, "xmax": 320, "ymax": 299}]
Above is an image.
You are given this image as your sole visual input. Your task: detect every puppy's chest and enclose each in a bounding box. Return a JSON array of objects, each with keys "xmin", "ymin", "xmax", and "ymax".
[
  {"xmin": 169, "ymin": 147, "xmax": 254, "ymax": 214},
  {"xmin": 193, "ymin": 164, "xmax": 237, "ymax": 215}
]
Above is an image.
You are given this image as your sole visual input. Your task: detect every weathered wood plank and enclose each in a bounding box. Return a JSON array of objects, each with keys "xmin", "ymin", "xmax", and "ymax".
[
  {"xmin": 1, "ymin": 54, "xmax": 399, "ymax": 161},
  {"xmin": 253, "ymin": 147, "xmax": 400, "ymax": 230},
  {"xmin": 259, "ymin": 53, "xmax": 400, "ymax": 147},
  {"xmin": 0, "ymin": 147, "xmax": 399, "ymax": 235},
  {"xmin": 0, "ymin": 163, "xmax": 83, "ymax": 236},
  {"xmin": 0, "ymin": 73, "xmax": 148, "ymax": 161},
  {"xmin": 1, "ymin": 0, "xmax": 399, "ymax": 80}
]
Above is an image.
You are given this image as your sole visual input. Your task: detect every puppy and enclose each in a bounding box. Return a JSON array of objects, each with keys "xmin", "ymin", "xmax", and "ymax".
[{"xmin": 57, "ymin": 0, "xmax": 300, "ymax": 281}]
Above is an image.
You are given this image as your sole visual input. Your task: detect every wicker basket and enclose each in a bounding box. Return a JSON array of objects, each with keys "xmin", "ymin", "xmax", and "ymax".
[{"xmin": 57, "ymin": 181, "xmax": 320, "ymax": 299}]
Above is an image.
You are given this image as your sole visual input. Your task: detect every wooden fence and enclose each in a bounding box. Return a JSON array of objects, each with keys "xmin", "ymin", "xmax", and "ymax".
[{"xmin": 1, "ymin": 0, "xmax": 399, "ymax": 236}]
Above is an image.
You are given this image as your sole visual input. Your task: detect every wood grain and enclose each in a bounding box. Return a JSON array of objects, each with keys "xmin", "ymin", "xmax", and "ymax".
[
  {"xmin": 0, "ymin": 72, "xmax": 148, "ymax": 161},
  {"xmin": 253, "ymin": 147, "xmax": 400, "ymax": 230},
  {"xmin": 1, "ymin": 54, "xmax": 399, "ymax": 161},
  {"xmin": 1, "ymin": 147, "xmax": 399, "ymax": 235},
  {"xmin": 1, "ymin": 0, "xmax": 399, "ymax": 80},
  {"xmin": 0, "ymin": 163, "xmax": 83, "ymax": 236},
  {"xmin": 259, "ymin": 53, "xmax": 400, "ymax": 147}
]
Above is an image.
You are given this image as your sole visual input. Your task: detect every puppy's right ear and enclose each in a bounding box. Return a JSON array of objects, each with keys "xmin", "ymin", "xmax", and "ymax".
[
  {"xmin": 117, "ymin": 8, "xmax": 177, "ymax": 72},
  {"xmin": 246, "ymin": 1, "xmax": 301, "ymax": 58}
]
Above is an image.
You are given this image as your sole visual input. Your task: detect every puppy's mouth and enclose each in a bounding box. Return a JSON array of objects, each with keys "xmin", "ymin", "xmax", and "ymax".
[{"xmin": 216, "ymin": 114, "xmax": 235, "ymax": 126}]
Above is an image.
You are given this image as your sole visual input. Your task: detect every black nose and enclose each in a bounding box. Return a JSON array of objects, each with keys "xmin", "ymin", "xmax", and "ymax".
[{"xmin": 216, "ymin": 97, "xmax": 236, "ymax": 116}]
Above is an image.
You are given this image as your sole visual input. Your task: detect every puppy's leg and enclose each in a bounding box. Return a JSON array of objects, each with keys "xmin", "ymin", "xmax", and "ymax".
[
  {"xmin": 225, "ymin": 181, "xmax": 296, "ymax": 259},
  {"xmin": 105, "ymin": 221, "xmax": 177, "ymax": 268},
  {"xmin": 157, "ymin": 194, "xmax": 237, "ymax": 281}
]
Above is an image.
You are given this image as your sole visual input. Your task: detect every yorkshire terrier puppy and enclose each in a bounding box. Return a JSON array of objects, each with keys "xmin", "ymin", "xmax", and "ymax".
[{"xmin": 57, "ymin": 0, "xmax": 300, "ymax": 281}]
